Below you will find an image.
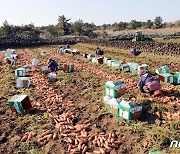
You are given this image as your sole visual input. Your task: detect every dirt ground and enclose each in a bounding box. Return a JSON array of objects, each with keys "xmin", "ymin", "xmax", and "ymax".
[{"xmin": 0, "ymin": 45, "xmax": 179, "ymax": 154}]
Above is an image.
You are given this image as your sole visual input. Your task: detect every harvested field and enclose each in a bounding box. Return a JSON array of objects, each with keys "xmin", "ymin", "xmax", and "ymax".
[
  {"xmin": 0, "ymin": 43, "xmax": 180, "ymax": 154},
  {"xmin": 82, "ymin": 39, "xmax": 180, "ymax": 57}
]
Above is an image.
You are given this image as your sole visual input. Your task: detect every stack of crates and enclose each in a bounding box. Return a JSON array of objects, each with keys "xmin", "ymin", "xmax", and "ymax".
[
  {"xmin": 23, "ymin": 65, "xmax": 31, "ymax": 73},
  {"xmin": 120, "ymin": 61, "xmax": 130, "ymax": 72},
  {"xmin": 173, "ymin": 72, "xmax": 180, "ymax": 84},
  {"xmin": 83, "ymin": 53, "xmax": 88, "ymax": 58},
  {"xmin": 4, "ymin": 57, "xmax": 16, "ymax": 65},
  {"xmin": 57, "ymin": 48, "xmax": 64, "ymax": 54},
  {"xmin": 107, "ymin": 60, "xmax": 120, "ymax": 67},
  {"xmin": 8, "ymin": 95, "xmax": 32, "ymax": 114},
  {"xmin": 96, "ymin": 57, "xmax": 104, "ymax": 64},
  {"xmin": 107, "ymin": 60, "xmax": 114, "ymax": 66},
  {"xmin": 15, "ymin": 66, "xmax": 31, "ymax": 88},
  {"xmin": 87, "ymin": 54, "xmax": 95, "ymax": 60},
  {"xmin": 42, "ymin": 66, "xmax": 49, "ymax": 74},
  {"xmin": 103, "ymin": 81, "xmax": 142, "ymax": 120},
  {"xmin": 111, "ymin": 61, "xmax": 120, "ymax": 67},
  {"xmin": 104, "ymin": 81, "xmax": 125, "ymax": 116},
  {"xmin": 64, "ymin": 49, "xmax": 72, "ymax": 54},
  {"xmin": 48, "ymin": 72, "xmax": 57, "ymax": 82},
  {"xmin": 104, "ymin": 57, "xmax": 111, "ymax": 64},
  {"xmin": 119, "ymin": 100, "xmax": 142, "ymax": 120},
  {"xmin": 15, "ymin": 67, "xmax": 27, "ymax": 77},
  {"xmin": 137, "ymin": 64, "xmax": 148, "ymax": 74},
  {"xmin": 17, "ymin": 77, "xmax": 30, "ymax": 88},
  {"xmin": 128, "ymin": 62, "xmax": 140, "ymax": 74},
  {"xmin": 91, "ymin": 57, "xmax": 103, "ymax": 64},
  {"xmin": 63, "ymin": 64, "xmax": 74, "ymax": 73},
  {"xmin": 155, "ymin": 66, "xmax": 173, "ymax": 83},
  {"xmin": 41, "ymin": 51, "xmax": 47, "ymax": 57},
  {"xmin": 92, "ymin": 57, "xmax": 97, "ymax": 63}
]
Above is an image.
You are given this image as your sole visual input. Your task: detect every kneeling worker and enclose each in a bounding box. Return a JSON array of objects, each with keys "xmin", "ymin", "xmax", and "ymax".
[
  {"xmin": 96, "ymin": 47, "xmax": 104, "ymax": 56},
  {"xmin": 138, "ymin": 70, "xmax": 161, "ymax": 95},
  {"xmin": 47, "ymin": 58, "xmax": 58, "ymax": 72}
]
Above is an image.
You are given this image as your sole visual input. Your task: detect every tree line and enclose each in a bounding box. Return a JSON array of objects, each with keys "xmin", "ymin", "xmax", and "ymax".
[
  {"xmin": 0, "ymin": 15, "xmax": 180, "ymax": 38},
  {"xmin": 102, "ymin": 16, "xmax": 180, "ymax": 31}
]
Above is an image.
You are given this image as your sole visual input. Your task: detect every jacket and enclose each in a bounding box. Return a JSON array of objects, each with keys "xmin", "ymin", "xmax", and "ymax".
[{"xmin": 138, "ymin": 71, "xmax": 154, "ymax": 92}]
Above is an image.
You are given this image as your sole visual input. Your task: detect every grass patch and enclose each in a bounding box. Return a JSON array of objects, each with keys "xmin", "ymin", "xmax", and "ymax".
[
  {"xmin": 74, "ymin": 43, "xmax": 180, "ymax": 67},
  {"xmin": 155, "ymin": 38, "xmax": 180, "ymax": 44}
]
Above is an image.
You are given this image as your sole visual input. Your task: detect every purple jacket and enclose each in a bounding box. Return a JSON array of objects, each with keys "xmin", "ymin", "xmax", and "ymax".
[
  {"xmin": 131, "ymin": 48, "xmax": 137, "ymax": 55},
  {"xmin": 138, "ymin": 71, "xmax": 154, "ymax": 92},
  {"xmin": 48, "ymin": 60, "xmax": 58, "ymax": 71}
]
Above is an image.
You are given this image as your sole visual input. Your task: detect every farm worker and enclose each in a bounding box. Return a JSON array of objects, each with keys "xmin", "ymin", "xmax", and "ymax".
[
  {"xmin": 138, "ymin": 70, "xmax": 161, "ymax": 93},
  {"xmin": 57, "ymin": 46, "xmax": 64, "ymax": 54},
  {"xmin": 130, "ymin": 48, "xmax": 138, "ymax": 56},
  {"xmin": 65, "ymin": 44, "xmax": 70, "ymax": 49},
  {"xmin": 96, "ymin": 47, "xmax": 104, "ymax": 55},
  {"xmin": 47, "ymin": 58, "xmax": 58, "ymax": 72}
]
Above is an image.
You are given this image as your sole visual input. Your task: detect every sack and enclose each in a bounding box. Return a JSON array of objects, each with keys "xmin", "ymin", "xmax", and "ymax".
[
  {"xmin": 146, "ymin": 80, "xmax": 161, "ymax": 91},
  {"xmin": 32, "ymin": 58, "xmax": 38, "ymax": 66},
  {"xmin": 48, "ymin": 72, "xmax": 57, "ymax": 78}
]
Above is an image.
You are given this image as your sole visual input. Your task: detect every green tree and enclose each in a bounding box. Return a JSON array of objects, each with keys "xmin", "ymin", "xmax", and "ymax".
[
  {"xmin": 127, "ymin": 20, "xmax": 139, "ymax": 29},
  {"xmin": 56, "ymin": 15, "xmax": 71, "ymax": 35},
  {"xmin": 72, "ymin": 19, "xmax": 84, "ymax": 36},
  {"xmin": 46, "ymin": 25, "xmax": 57, "ymax": 35},
  {"xmin": 1, "ymin": 20, "xmax": 12, "ymax": 35},
  {"xmin": 82, "ymin": 23, "xmax": 96, "ymax": 37},
  {"xmin": 154, "ymin": 16, "xmax": 163, "ymax": 29},
  {"xmin": 145, "ymin": 20, "xmax": 153, "ymax": 28}
]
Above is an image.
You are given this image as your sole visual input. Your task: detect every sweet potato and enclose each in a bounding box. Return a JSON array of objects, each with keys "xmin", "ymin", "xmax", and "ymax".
[
  {"xmin": 67, "ymin": 137, "xmax": 73, "ymax": 143},
  {"xmin": 27, "ymin": 133, "xmax": 32, "ymax": 141},
  {"xmin": 53, "ymin": 132, "xmax": 57, "ymax": 140},
  {"xmin": 110, "ymin": 143, "xmax": 118, "ymax": 148},
  {"xmin": 114, "ymin": 141, "xmax": 121, "ymax": 144},
  {"xmin": 104, "ymin": 143, "xmax": 111, "ymax": 150},
  {"xmin": 68, "ymin": 144, "xmax": 72, "ymax": 152},
  {"xmin": 70, "ymin": 147, "xmax": 79, "ymax": 154},
  {"xmin": 21, "ymin": 135, "xmax": 28, "ymax": 142},
  {"xmin": 88, "ymin": 134, "xmax": 96, "ymax": 141},
  {"xmin": 64, "ymin": 129, "xmax": 71, "ymax": 134},
  {"xmin": 31, "ymin": 132, "xmax": 37, "ymax": 137},
  {"xmin": 41, "ymin": 130, "xmax": 51, "ymax": 137},
  {"xmin": 83, "ymin": 120, "xmax": 90, "ymax": 124},
  {"xmin": 82, "ymin": 146, "xmax": 88, "ymax": 153},
  {"xmin": 93, "ymin": 151, "xmax": 101, "ymax": 154},
  {"xmin": 61, "ymin": 133, "xmax": 68, "ymax": 137},
  {"xmin": 99, "ymin": 148, "xmax": 105, "ymax": 154},
  {"xmin": 111, "ymin": 132, "xmax": 115, "ymax": 138},
  {"xmin": 47, "ymin": 134, "xmax": 53, "ymax": 139},
  {"xmin": 110, "ymin": 138, "xmax": 114, "ymax": 143}
]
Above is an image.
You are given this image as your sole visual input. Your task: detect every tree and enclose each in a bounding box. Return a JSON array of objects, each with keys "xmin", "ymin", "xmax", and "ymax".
[
  {"xmin": 174, "ymin": 20, "xmax": 180, "ymax": 27},
  {"xmin": 1, "ymin": 20, "xmax": 12, "ymax": 35},
  {"xmin": 45, "ymin": 25, "xmax": 57, "ymax": 37},
  {"xmin": 127, "ymin": 20, "xmax": 138, "ymax": 29},
  {"xmin": 145, "ymin": 20, "xmax": 153, "ymax": 28},
  {"xmin": 82, "ymin": 23, "xmax": 96, "ymax": 37},
  {"xmin": 153, "ymin": 16, "xmax": 163, "ymax": 29},
  {"xmin": 56, "ymin": 15, "xmax": 71, "ymax": 35},
  {"xmin": 72, "ymin": 19, "xmax": 84, "ymax": 36}
]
